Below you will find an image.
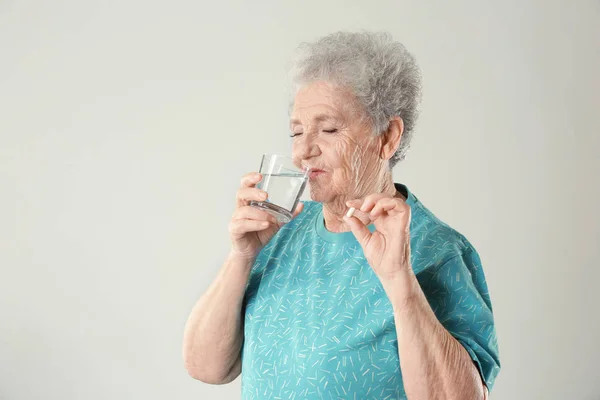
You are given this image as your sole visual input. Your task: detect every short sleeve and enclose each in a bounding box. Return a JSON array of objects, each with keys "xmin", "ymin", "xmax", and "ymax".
[
  {"xmin": 417, "ymin": 248, "xmax": 501, "ymax": 391},
  {"xmin": 240, "ymin": 220, "xmax": 293, "ymax": 314},
  {"xmin": 241, "ymin": 250, "xmax": 268, "ymax": 314}
]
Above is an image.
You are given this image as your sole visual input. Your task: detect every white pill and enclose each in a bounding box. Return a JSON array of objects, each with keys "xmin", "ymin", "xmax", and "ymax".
[{"xmin": 346, "ymin": 207, "xmax": 356, "ymax": 218}]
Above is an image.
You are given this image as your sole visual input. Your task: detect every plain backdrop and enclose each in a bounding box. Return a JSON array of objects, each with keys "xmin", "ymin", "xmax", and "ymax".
[{"xmin": 1, "ymin": 1, "xmax": 599, "ymax": 399}]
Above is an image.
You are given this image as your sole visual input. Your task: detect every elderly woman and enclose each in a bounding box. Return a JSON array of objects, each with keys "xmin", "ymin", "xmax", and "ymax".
[{"xmin": 183, "ymin": 31, "xmax": 500, "ymax": 399}]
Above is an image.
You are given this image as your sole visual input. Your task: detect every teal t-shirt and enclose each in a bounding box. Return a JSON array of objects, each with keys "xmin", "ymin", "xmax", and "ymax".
[{"xmin": 241, "ymin": 183, "xmax": 500, "ymax": 399}]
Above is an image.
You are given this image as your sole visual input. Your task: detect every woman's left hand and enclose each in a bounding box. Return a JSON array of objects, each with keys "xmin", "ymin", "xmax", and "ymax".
[{"xmin": 344, "ymin": 193, "xmax": 412, "ymax": 282}]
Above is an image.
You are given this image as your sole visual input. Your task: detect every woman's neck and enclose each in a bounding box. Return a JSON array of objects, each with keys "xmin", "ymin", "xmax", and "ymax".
[{"xmin": 321, "ymin": 173, "xmax": 400, "ymax": 233}]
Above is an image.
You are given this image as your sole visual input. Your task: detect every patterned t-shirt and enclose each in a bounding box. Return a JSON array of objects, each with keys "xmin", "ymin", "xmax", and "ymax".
[{"xmin": 241, "ymin": 183, "xmax": 500, "ymax": 399}]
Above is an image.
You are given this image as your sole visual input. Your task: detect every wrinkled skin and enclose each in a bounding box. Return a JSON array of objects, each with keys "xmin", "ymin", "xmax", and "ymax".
[{"xmin": 290, "ymin": 81, "xmax": 404, "ymax": 233}]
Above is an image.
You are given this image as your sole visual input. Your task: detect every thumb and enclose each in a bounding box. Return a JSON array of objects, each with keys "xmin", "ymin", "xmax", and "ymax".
[{"xmin": 344, "ymin": 215, "xmax": 372, "ymax": 246}]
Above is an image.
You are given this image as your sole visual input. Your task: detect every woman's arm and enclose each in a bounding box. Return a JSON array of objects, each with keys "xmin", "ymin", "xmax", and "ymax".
[
  {"xmin": 183, "ymin": 171, "xmax": 294, "ymax": 384},
  {"xmin": 182, "ymin": 252, "xmax": 253, "ymax": 384},
  {"xmin": 381, "ymin": 270, "xmax": 487, "ymax": 400},
  {"xmin": 344, "ymin": 194, "xmax": 491, "ymax": 399}
]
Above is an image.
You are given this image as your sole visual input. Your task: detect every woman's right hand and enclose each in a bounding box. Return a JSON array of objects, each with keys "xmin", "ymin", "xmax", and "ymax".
[{"xmin": 229, "ymin": 172, "xmax": 303, "ymax": 261}]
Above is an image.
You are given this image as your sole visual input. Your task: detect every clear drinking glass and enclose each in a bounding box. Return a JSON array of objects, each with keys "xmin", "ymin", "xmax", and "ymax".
[{"xmin": 249, "ymin": 154, "xmax": 309, "ymax": 223}]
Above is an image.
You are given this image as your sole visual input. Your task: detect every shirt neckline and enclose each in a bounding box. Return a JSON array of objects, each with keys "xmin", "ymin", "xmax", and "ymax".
[{"xmin": 315, "ymin": 183, "xmax": 416, "ymax": 244}]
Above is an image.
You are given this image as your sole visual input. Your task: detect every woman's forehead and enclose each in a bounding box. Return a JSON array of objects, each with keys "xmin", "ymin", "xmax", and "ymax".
[
  {"xmin": 290, "ymin": 112, "xmax": 340, "ymax": 126},
  {"xmin": 291, "ymin": 82, "xmax": 357, "ymax": 123}
]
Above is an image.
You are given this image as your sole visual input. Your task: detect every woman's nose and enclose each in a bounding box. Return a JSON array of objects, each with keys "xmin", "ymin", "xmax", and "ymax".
[{"xmin": 293, "ymin": 135, "xmax": 320, "ymax": 160}]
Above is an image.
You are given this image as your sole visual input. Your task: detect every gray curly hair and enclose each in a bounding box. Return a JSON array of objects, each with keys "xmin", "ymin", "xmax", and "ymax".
[{"xmin": 288, "ymin": 31, "xmax": 422, "ymax": 167}]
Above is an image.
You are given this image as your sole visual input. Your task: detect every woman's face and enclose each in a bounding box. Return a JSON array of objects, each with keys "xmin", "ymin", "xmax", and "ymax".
[{"xmin": 290, "ymin": 81, "xmax": 384, "ymax": 204}]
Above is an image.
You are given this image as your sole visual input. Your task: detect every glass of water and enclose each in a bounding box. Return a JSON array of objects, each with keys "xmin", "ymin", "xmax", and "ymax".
[{"xmin": 249, "ymin": 154, "xmax": 309, "ymax": 223}]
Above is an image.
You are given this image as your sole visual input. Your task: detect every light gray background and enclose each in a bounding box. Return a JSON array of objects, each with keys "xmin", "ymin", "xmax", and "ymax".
[{"xmin": 1, "ymin": 1, "xmax": 599, "ymax": 399}]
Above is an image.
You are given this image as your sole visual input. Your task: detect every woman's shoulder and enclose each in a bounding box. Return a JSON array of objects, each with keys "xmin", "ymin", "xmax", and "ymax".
[{"xmin": 409, "ymin": 197, "xmax": 480, "ymax": 274}]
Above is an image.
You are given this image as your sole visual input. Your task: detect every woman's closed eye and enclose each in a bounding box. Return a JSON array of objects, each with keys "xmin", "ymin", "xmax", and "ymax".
[{"xmin": 290, "ymin": 128, "xmax": 337, "ymax": 138}]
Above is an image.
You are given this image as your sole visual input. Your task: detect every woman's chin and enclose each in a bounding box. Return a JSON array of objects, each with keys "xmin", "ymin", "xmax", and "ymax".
[{"xmin": 308, "ymin": 185, "xmax": 334, "ymax": 203}]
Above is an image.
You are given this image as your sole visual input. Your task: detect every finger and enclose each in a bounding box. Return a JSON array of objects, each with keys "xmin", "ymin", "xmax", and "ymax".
[
  {"xmin": 345, "ymin": 198, "xmax": 375, "ymax": 213},
  {"xmin": 237, "ymin": 173, "xmax": 262, "ymax": 207},
  {"xmin": 229, "ymin": 219, "xmax": 272, "ymax": 235},
  {"xmin": 240, "ymin": 172, "xmax": 262, "ymax": 188},
  {"xmin": 370, "ymin": 198, "xmax": 403, "ymax": 218},
  {"xmin": 345, "ymin": 194, "xmax": 392, "ymax": 212},
  {"xmin": 291, "ymin": 202, "xmax": 304, "ymax": 219},
  {"xmin": 343, "ymin": 214, "xmax": 372, "ymax": 246},
  {"xmin": 233, "ymin": 206, "xmax": 279, "ymax": 224},
  {"xmin": 345, "ymin": 198, "xmax": 363, "ymax": 209},
  {"xmin": 236, "ymin": 187, "xmax": 268, "ymax": 207},
  {"xmin": 358, "ymin": 193, "xmax": 393, "ymax": 214}
]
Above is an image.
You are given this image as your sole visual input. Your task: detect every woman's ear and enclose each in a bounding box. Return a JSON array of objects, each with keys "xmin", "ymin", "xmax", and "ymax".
[{"xmin": 379, "ymin": 116, "xmax": 404, "ymax": 161}]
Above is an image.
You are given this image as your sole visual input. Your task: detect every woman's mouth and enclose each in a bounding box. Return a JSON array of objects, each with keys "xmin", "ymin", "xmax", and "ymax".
[{"xmin": 309, "ymin": 169, "xmax": 326, "ymax": 179}]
